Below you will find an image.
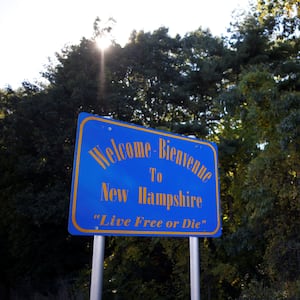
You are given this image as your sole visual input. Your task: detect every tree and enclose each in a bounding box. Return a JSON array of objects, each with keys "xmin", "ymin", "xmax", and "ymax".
[
  {"xmin": 256, "ymin": 0, "xmax": 300, "ymax": 39},
  {"xmin": 1, "ymin": 25, "xmax": 229, "ymax": 298},
  {"xmin": 216, "ymin": 5, "xmax": 300, "ymax": 296},
  {"xmin": 0, "ymin": 78, "xmax": 91, "ymax": 297}
]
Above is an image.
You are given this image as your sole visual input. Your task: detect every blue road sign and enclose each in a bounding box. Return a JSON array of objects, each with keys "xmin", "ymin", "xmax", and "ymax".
[{"xmin": 68, "ymin": 112, "xmax": 221, "ymax": 237}]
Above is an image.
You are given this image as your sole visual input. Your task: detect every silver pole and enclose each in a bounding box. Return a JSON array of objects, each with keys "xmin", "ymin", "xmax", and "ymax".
[
  {"xmin": 90, "ymin": 235, "xmax": 105, "ymax": 300},
  {"xmin": 189, "ymin": 237, "xmax": 200, "ymax": 300}
]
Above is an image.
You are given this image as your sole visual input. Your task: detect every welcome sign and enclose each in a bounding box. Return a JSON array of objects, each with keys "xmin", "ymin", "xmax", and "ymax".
[{"xmin": 68, "ymin": 112, "xmax": 221, "ymax": 237}]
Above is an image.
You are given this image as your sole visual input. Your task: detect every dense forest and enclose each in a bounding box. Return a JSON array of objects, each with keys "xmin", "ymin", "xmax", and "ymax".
[{"xmin": 0, "ymin": 0, "xmax": 299, "ymax": 299}]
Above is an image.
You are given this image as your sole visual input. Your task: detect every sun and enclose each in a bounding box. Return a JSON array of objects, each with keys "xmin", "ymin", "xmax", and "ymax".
[{"xmin": 96, "ymin": 35, "xmax": 112, "ymax": 50}]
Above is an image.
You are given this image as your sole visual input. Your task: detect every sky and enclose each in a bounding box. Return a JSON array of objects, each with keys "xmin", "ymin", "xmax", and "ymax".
[{"xmin": 0, "ymin": 0, "xmax": 252, "ymax": 89}]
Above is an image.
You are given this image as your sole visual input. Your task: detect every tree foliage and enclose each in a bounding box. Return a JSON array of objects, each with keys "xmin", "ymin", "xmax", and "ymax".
[{"xmin": 256, "ymin": 0, "xmax": 300, "ymax": 38}]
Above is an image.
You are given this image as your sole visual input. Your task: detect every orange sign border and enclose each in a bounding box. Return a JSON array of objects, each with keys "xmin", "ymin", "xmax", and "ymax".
[{"xmin": 69, "ymin": 114, "xmax": 221, "ymax": 236}]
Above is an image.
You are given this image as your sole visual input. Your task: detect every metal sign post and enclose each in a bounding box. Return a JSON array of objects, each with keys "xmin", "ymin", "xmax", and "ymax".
[
  {"xmin": 90, "ymin": 235, "xmax": 105, "ymax": 300},
  {"xmin": 189, "ymin": 237, "xmax": 200, "ymax": 300}
]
